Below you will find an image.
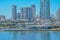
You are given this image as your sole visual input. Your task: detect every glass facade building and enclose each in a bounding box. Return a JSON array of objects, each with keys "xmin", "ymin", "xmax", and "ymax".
[
  {"xmin": 21, "ymin": 7, "xmax": 33, "ymax": 21},
  {"xmin": 12, "ymin": 5, "xmax": 17, "ymax": 20},
  {"xmin": 40, "ymin": 0, "xmax": 50, "ymax": 19},
  {"xmin": 21, "ymin": 8, "xmax": 26, "ymax": 19},
  {"xmin": 56, "ymin": 9, "xmax": 60, "ymax": 21},
  {"xmin": 31, "ymin": 5, "xmax": 36, "ymax": 20},
  {"xmin": 21, "ymin": 5, "xmax": 36, "ymax": 21}
]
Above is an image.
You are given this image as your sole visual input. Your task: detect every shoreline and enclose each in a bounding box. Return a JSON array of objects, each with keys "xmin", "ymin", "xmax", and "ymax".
[{"xmin": 0, "ymin": 28, "xmax": 60, "ymax": 31}]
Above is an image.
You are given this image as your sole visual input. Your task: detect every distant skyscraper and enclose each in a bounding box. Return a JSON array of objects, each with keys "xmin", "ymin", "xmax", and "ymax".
[
  {"xmin": 17, "ymin": 13, "xmax": 20, "ymax": 20},
  {"xmin": 25, "ymin": 7, "xmax": 33, "ymax": 21},
  {"xmin": 56, "ymin": 9, "xmax": 60, "ymax": 21},
  {"xmin": 31, "ymin": 5, "xmax": 36, "ymax": 20},
  {"xmin": 21, "ymin": 7, "xmax": 33, "ymax": 21},
  {"xmin": 21, "ymin": 8, "xmax": 26, "ymax": 19},
  {"xmin": 40, "ymin": 0, "xmax": 50, "ymax": 19},
  {"xmin": 12, "ymin": 5, "xmax": 17, "ymax": 20}
]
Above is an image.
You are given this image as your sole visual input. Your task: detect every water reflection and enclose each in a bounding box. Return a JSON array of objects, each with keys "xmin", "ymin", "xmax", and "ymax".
[{"xmin": 0, "ymin": 31, "xmax": 60, "ymax": 40}]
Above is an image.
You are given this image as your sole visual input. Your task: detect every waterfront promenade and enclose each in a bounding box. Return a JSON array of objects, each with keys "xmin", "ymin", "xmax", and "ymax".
[
  {"xmin": 0, "ymin": 28, "xmax": 60, "ymax": 31},
  {"xmin": 0, "ymin": 20, "xmax": 60, "ymax": 31}
]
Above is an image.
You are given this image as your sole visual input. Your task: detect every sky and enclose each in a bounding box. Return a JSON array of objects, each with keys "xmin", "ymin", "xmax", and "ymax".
[{"xmin": 0, "ymin": 0, "xmax": 60, "ymax": 19}]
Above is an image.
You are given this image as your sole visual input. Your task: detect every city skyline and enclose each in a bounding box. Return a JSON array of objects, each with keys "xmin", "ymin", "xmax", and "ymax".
[{"xmin": 0, "ymin": 0, "xmax": 60, "ymax": 19}]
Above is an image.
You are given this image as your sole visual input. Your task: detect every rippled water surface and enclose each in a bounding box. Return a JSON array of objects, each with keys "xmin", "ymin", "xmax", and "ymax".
[{"xmin": 0, "ymin": 31, "xmax": 60, "ymax": 40}]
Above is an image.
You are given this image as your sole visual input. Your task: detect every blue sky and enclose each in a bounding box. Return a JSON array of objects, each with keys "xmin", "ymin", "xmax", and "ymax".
[{"xmin": 0, "ymin": 0, "xmax": 60, "ymax": 19}]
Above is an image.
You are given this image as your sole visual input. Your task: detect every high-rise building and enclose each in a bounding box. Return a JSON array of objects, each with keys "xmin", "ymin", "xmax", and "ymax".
[
  {"xmin": 21, "ymin": 7, "xmax": 33, "ymax": 21},
  {"xmin": 25, "ymin": 7, "xmax": 33, "ymax": 21},
  {"xmin": 16, "ymin": 13, "xmax": 20, "ymax": 20},
  {"xmin": 21, "ymin": 8, "xmax": 26, "ymax": 20},
  {"xmin": 12, "ymin": 5, "xmax": 17, "ymax": 20},
  {"xmin": 56, "ymin": 9, "xmax": 60, "ymax": 22},
  {"xmin": 31, "ymin": 5, "xmax": 36, "ymax": 20},
  {"xmin": 20, "ymin": 5, "xmax": 36, "ymax": 21},
  {"xmin": 40, "ymin": 0, "xmax": 50, "ymax": 19}
]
